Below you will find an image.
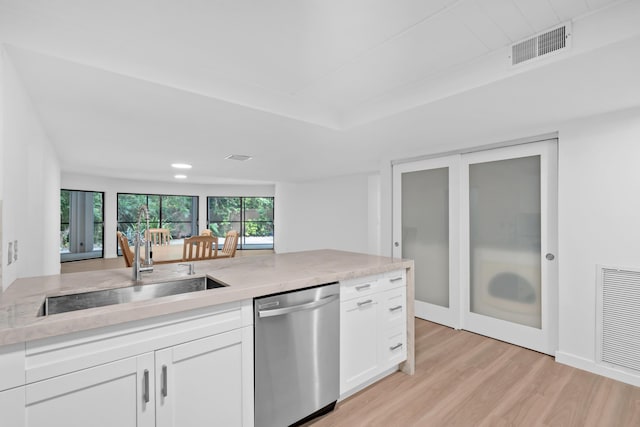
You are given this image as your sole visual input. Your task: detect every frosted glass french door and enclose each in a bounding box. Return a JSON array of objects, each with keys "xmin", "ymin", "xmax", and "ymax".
[
  {"xmin": 461, "ymin": 141, "xmax": 557, "ymax": 355},
  {"xmin": 393, "ymin": 139, "xmax": 557, "ymax": 354},
  {"xmin": 392, "ymin": 156, "xmax": 459, "ymax": 328}
]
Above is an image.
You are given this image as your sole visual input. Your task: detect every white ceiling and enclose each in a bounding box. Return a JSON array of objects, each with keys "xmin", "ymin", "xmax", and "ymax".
[{"xmin": 1, "ymin": 0, "xmax": 639, "ymax": 184}]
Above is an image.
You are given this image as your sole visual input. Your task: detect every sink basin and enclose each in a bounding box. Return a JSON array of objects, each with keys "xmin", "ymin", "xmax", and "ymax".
[{"xmin": 39, "ymin": 276, "xmax": 228, "ymax": 316}]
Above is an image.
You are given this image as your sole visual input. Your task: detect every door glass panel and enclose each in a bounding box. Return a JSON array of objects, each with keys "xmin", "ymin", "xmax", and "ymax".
[
  {"xmin": 469, "ymin": 156, "xmax": 541, "ymax": 328},
  {"xmin": 402, "ymin": 168, "xmax": 449, "ymax": 308}
]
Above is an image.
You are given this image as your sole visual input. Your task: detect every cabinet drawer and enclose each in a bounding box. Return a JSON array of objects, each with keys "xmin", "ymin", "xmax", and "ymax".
[
  {"xmin": 381, "ymin": 329, "xmax": 407, "ymax": 368},
  {"xmin": 377, "ymin": 270, "xmax": 406, "ymax": 292},
  {"xmin": 381, "ymin": 288, "xmax": 406, "ymax": 331},
  {"xmin": 340, "ymin": 275, "xmax": 380, "ymax": 301}
]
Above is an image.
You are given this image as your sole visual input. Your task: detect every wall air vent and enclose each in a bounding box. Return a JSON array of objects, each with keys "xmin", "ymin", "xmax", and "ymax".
[
  {"xmin": 510, "ymin": 23, "xmax": 571, "ymax": 66},
  {"xmin": 597, "ymin": 266, "xmax": 640, "ymax": 374}
]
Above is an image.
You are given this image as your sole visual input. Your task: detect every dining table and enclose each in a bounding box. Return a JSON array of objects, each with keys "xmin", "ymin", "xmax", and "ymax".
[{"xmin": 132, "ymin": 237, "xmax": 219, "ymax": 264}]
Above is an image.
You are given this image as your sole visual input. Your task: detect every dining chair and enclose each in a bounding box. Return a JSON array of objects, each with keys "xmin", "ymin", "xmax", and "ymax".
[
  {"xmin": 117, "ymin": 231, "xmax": 133, "ymax": 267},
  {"xmin": 145, "ymin": 228, "xmax": 171, "ymax": 245},
  {"xmin": 215, "ymin": 230, "xmax": 239, "ymax": 258},
  {"xmin": 200, "ymin": 229, "xmax": 213, "ymax": 236},
  {"xmin": 182, "ymin": 235, "xmax": 217, "ymax": 261}
]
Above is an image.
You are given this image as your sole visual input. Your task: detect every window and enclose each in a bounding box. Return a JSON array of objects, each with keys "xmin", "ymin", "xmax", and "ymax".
[
  {"xmin": 117, "ymin": 193, "xmax": 198, "ymax": 247},
  {"xmin": 207, "ymin": 197, "xmax": 274, "ymax": 249},
  {"xmin": 60, "ymin": 190, "xmax": 104, "ymax": 262}
]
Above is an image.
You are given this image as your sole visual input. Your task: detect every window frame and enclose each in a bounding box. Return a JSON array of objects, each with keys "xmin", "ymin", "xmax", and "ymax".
[
  {"xmin": 116, "ymin": 192, "xmax": 199, "ymax": 248},
  {"xmin": 60, "ymin": 189, "xmax": 105, "ymax": 262},
  {"xmin": 206, "ymin": 196, "xmax": 274, "ymax": 250}
]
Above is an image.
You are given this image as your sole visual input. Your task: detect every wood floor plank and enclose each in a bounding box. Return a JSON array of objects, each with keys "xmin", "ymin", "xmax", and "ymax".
[{"xmin": 307, "ymin": 319, "xmax": 640, "ymax": 427}]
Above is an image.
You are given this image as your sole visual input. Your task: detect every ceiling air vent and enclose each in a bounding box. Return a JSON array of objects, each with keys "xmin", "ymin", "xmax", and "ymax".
[
  {"xmin": 510, "ymin": 23, "xmax": 571, "ymax": 66},
  {"xmin": 225, "ymin": 154, "xmax": 252, "ymax": 161}
]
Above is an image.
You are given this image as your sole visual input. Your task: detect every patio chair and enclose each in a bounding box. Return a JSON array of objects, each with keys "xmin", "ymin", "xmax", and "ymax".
[
  {"xmin": 145, "ymin": 228, "xmax": 171, "ymax": 245},
  {"xmin": 215, "ymin": 230, "xmax": 239, "ymax": 258},
  {"xmin": 182, "ymin": 235, "xmax": 217, "ymax": 261},
  {"xmin": 117, "ymin": 231, "xmax": 133, "ymax": 267}
]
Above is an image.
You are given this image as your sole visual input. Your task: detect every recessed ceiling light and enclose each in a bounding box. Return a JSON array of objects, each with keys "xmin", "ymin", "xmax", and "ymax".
[
  {"xmin": 174, "ymin": 174, "xmax": 187, "ymax": 179},
  {"xmin": 171, "ymin": 163, "xmax": 192, "ymax": 169},
  {"xmin": 225, "ymin": 154, "xmax": 253, "ymax": 161}
]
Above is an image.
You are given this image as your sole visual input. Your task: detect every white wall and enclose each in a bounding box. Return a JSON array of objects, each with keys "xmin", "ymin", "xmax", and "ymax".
[
  {"xmin": 555, "ymin": 107, "xmax": 640, "ymax": 385},
  {"xmin": 61, "ymin": 173, "xmax": 274, "ymax": 258},
  {"xmin": 1, "ymin": 47, "xmax": 60, "ymax": 290},
  {"xmin": 380, "ymin": 106, "xmax": 640, "ymax": 386},
  {"xmin": 275, "ymin": 173, "xmax": 378, "ymax": 254}
]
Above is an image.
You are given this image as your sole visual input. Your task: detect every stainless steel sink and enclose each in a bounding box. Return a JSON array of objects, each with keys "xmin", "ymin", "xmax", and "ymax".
[{"xmin": 39, "ymin": 276, "xmax": 228, "ymax": 316}]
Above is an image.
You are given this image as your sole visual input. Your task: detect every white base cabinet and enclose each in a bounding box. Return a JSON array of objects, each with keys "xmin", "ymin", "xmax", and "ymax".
[
  {"xmin": 1, "ymin": 387, "xmax": 26, "ymax": 426},
  {"xmin": 14, "ymin": 300, "xmax": 254, "ymax": 427},
  {"xmin": 340, "ymin": 270, "xmax": 407, "ymax": 398},
  {"xmin": 26, "ymin": 353, "xmax": 153, "ymax": 427},
  {"xmin": 156, "ymin": 326, "xmax": 253, "ymax": 427}
]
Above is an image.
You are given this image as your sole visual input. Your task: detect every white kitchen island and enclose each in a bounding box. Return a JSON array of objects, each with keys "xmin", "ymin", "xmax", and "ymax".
[{"xmin": 0, "ymin": 250, "xmax": 414, "ymax": 427}]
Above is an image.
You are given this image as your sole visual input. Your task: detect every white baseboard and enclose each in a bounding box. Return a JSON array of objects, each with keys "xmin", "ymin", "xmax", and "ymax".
[{"xmin": 555, "ymin": 351, "xmax": 640, "ymax": 387}]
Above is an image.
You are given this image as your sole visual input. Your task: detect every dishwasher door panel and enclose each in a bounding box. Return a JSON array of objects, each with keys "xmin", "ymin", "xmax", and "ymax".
[{"xmin": 254, "ymin": 283, "xmax": 339, "ymax": 427}]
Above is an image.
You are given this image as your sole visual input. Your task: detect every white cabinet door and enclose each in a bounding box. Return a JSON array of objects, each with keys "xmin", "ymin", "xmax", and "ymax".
[
  {"xmin": 25, "ymin": 353, "xmax": 155, "ymax": 427},
  {"xmin": 156, "ymin": 327, "xmax": 252, "ymax": 427},
  {"xmin": 0, "ymin": 387, "xmax": 25, "ymax": 426},
  {"xmin": 340, "ymin": 295, "xmax": 379, "ymax": 394}
]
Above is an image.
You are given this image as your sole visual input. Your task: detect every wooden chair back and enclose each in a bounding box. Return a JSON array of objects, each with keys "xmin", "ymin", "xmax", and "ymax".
[
  {"xmin": 216, "ymin": 230, "xmax": 239, "ymax": 258},
  {"xmin": 182, "ymin": 235, "xmax": 217, "ymax": 261},
  {"xmin": 117, "ymin": 231, "xmax": 133, "ymax": 267},
  {"xmin": 200, "ymin": 229, "xmax": 213, "ymax": 236},
  {"xmin": 145, "ymin": 228, "xmax": 171, "ymax": 245}
]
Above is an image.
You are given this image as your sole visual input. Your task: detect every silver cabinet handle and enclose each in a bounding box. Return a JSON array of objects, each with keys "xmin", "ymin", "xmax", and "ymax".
[
  {"xmin": 258, "ymin": 294, "xmax": 338, "ymax": 318},
  {"xmin": 390, "ymin": 343, "xmax": 403, "ymax": 351},
  {"xmin": 161, "ymin": 365, "xmax": 168, "ymax": 397},
  {"xmin": 390, "ymin": 277, "xmax": 403, "ymax": 282},
  {"xmin": 357, "ymin": 299, "xmax": 373, "ymax": 307},
  {"xmin": 143, "ymin": 369, "xmax": 150, "ymax": 403},
  {"xmin": 389, "ymin": 305, "xmax": 403, "ymax": 312},
  {"xmin": 355, "ymin": 284, "xmax": 371, "ymax": 291}
]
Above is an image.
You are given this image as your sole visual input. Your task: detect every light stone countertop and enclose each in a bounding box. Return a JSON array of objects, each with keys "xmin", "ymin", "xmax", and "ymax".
[{"xmin": 0, "ymin": 250, "xmax": 413, "ymax": 347}]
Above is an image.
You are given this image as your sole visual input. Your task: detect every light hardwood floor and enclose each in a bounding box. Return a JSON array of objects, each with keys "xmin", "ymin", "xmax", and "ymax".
[{"xmin": 309, "ymin": 319, "xmax": 640, "ymax": 427}]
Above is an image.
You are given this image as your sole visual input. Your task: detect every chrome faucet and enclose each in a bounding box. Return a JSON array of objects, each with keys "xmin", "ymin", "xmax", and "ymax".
[{"xmin": 132, "ymin": 205, "xmax": 154, "ymax": 282}]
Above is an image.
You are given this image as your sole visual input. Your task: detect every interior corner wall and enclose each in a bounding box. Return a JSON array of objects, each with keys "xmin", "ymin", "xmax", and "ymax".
[
  {"xmin": 1, "ymin": 48, "xmax": 61, "ymax": 290},
  {"xmin": 274, "ymin": 173, "xmax": 376, "ymax": 255}
]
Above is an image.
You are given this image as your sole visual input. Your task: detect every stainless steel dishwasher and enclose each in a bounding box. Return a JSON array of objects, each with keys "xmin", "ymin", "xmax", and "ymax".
[{"xmin": 254, "ymin": 282, "xmax": 340, "ymax": 427}]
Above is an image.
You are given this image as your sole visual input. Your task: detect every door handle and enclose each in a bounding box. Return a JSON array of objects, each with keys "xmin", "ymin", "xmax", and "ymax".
[
  {"xmin": 143, "ymin": 369, "xmax": 150, "ymax": 403},
  {"xmin": 545, "ymin": 253, "xmax": 555, "ymax": 261},
  {"xmin": 161, "ymin": 365, "xmax": 168, "ymax": 397},
  {"xmin": 357, "ymin": 299, "xmax": 373, "ymax": 307},
  {"xmin": 258, "ymin": 294, "xmax": 338, "ymax": 318}
]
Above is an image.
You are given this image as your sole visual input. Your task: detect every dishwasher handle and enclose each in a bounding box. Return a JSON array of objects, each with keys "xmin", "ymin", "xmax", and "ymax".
[{"xmin": 258, "ymin": 294, "xmax": 339, "ymax": 318}]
